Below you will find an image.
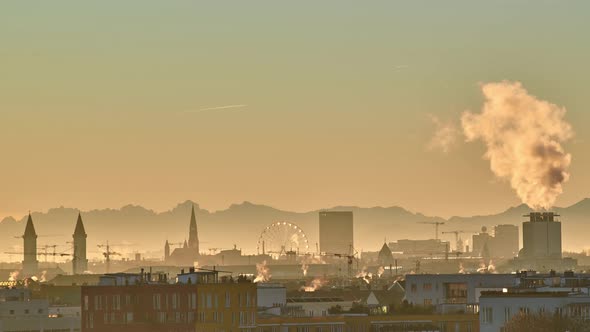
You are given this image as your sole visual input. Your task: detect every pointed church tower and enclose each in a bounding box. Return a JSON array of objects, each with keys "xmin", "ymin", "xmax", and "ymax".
[
  {"xmin": 164, "ymin": 240, "xmax": 170, "ymax": 262},
  {"xmin": 188, "ymin": 205, "xmax": 199, "ymax": 255},
  {"xmin": 73, "ymin": 213, "xmax": 88, "ymax": 274},
  {"xmin": 22, "ymin": 213, "xmax": 38, "ymax": 276}
]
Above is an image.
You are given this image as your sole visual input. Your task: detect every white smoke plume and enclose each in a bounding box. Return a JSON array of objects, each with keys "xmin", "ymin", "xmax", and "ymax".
[
  {"xmin": 300, "ymin": 277, "xmax": 327, "ymax": 292},
  {"xmin": 356, "ymin": 267, "xmax": 373, "ymax": 284},
  {"xmin": 40, "ymin": 270, "xmax": 47, "ymax": 283},
  {"xmin": 301, "ymin": 263, "xmax": 308, "ymax": 277},
  {"xmin": 428, "ymin": 115, "xmax": 459, "ymax": 153},
  {"xmin": 458, "ymin": 263, "xmax": 465, "ymax": 274},
  {"xmin": 462, "ymin": 81, "xmax": 573, "ymax": 210},
  {"xmin": 377, "ymin": 266, "xmax": 385, "ymax": 278},
  {"xmin": 253, "ymin": 260, "xmax": 271, "ymax": 283},
  {"xmin": 8, "ymin": 271, "xmax": 20, "ymax": 282}
]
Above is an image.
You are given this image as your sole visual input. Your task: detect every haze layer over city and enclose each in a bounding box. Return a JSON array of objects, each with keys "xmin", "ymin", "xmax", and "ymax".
[{"xmin": 1, "ymin": 2, "xmax": 589, "ymax": 332}]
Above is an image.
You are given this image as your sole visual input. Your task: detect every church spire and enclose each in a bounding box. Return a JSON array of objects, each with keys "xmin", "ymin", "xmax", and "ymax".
[
  {"xmin": 24, "ymin": 213, "xmax": 37, "ymax": 238},
  {"xmin": 72, "ymin": 212, "xmax": 88, "ymax": 274},
  {"xmin": 188, "ymin": 205, "xmax": 199, "ymax": 254},
  {"xmin": 74, "ymin": 212, "xmax": 86, "ymax": 236},
  {"xmin": 164, "ymin": 240, "xmax": 170, "ymax": 261},
  {"xmin": 22, "ymin": 212, "xmax": 38, "ymax": 276}
]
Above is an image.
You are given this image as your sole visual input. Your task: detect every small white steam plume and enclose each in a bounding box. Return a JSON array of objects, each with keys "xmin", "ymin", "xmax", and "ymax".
[
  {"xmin": 476, "ymin": 260, "xmax": 497, "ymax": 274},
  {"xmin": 458, "ymin": 263, "xmax": 465, "ymax": 274},
  {"xmin": 356, "ymin": 267, "xmax": 373, "ymax": 284},
  {"xmin": 40, "ymin": 270, "xmax": 47, "ymax": 283},
  {"xmin": 301, "ymin": 263, "xmax": 308, "ymax": 277},
  {"xmin": 253, "ymin": 260, "xmax": 271, "ymax": 283},
  {"xmin": 300, "ymin": 277, "xmax": 327, "ymax": 292},
  {"xmin": 428, "ymin": 115, "xmax": 459, "ymax": 153},
  {"xmin": 8, "ymin": 271, "xmax": 20, "ymax": 282},
  {"xmin": 462, "ymin": 81, "xmax": 573, "ymax": 210},
  {"xmin": 377, "ymin": 266, "xmax": 385, "ymax": 278}
]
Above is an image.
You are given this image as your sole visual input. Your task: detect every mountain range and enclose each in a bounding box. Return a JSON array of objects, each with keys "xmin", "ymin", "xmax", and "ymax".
[{"xmin": 1, "ymin": 199, "xmax": 589, "ymax": 261}]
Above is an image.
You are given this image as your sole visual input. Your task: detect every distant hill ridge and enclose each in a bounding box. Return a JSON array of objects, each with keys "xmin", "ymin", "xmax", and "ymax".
[{"xmin": 1, "ymin": 199, "xmax": 589, "ymax": 258}]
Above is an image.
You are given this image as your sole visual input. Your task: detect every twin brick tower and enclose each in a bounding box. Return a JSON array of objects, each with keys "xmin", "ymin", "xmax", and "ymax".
[
  {"xmin": 21, "ymin": 205, "xmax": 198, "ymax": 276},
  {"xmin": 22, "ymin": 212, "xmax": 88, "ymax": 276}
]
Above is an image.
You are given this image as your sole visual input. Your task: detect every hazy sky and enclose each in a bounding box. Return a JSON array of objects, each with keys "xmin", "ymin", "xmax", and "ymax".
[{"xmin": 1, "ymin": 1, "xmax": 589, "ymax": 219}]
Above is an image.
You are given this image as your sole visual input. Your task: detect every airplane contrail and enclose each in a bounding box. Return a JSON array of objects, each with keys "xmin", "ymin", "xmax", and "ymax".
[{"xmin": 186, "ymin": 104, "xmax": 247, "ymax": 112}]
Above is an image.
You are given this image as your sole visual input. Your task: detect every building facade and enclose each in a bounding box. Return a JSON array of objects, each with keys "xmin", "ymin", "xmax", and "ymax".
[
  {"xmin": 520, "ymin": 212, "xmax": 562, "ymax": 259},
  {"xmin": 319, "ymin": 211, "xmax": 353, "ymax": 255},
  {"xmin": 405, "ymin": 274, "xmax": 516, "ymax": 314},
  {"xmin": 479, "ymin": 291, "xmax": 590, "ymax": 332},
  {"xmin": 81, "ymin": 271, "xmax": 257, "ymax": 332}
]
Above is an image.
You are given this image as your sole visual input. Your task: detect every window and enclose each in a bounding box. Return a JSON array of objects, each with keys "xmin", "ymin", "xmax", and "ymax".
[
  {"xmin": 225, "ymin": 292, "xmax": 231, "ymax": 308},
  {"xmin": 482, "ymin": 307, "xmax": 493, "ymax": 324},
  {"xmin": 191, "ymin": 293, "xmax": 197, "ymax": 309},
  {"xmin": 113, "ymin": 295, "xmax": 121, "ymax": 310},
  {"xmin": 423, "ymin": 283, "xmax": 432, "ymax": 291},
  {"xmin": 206, "ymin": 294, "xmax": 212, "ymax": 308},
  {"xmin": 411, "ymin": 283, "xmax": 417, "ymax": 293},
  {"xmin": 24, "ymin": 309, "xmax": 30, "ymax": 314},
  {"xmin": 38, "ymin": 308, "xmax": 43, "ymax": 314},
  {"xmin": 84, "ymin": 295, "xmax": 89, "ymax": 311},
  {"xmin": 153, "ymin": 294, "xmax": 161, "ymax": 310},
  {"xmin": 424, "ymin": 299, "xmax": 432, "ymax": 306},
  {"xmin": 504, "ymin": 307, "xmax": 511, "ymax": 323},
  {"xmin": 9, "ymin": 310, "xmax": 14, "ymax": 315},
  {"xmin": 94, "ymin": 295, "xmax": 102, "ymax": 310}
]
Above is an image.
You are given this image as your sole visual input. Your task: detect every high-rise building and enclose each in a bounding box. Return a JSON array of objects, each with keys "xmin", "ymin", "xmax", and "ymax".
[
  {"xmin": 319, "ymin": 211, "xmax": 353, "ymax": 255},
  {"xmin": 188, "ymin": 205, "xmax": 199, "ymax": 254},
  {"xmin": 520, "ymin": 212, "xmax": 562, "ymax": 259},
  {"xmin": 73, "ymin": 213, "xmax": 88, "ymax": 275},
  {"xmin": 22, "ymin": 213, "xmax": 38, "ymax": 277},
  {"xmin": 491, "ymin": 224, "xmax": 519, "ymax": 258}
]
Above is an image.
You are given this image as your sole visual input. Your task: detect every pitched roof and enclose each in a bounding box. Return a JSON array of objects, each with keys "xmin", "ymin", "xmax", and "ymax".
[
  {"xmin": 378, "ymin": 243, "xmax": 394, "ymax": 263},
  {"xmin": 74, "ymin": 213, "xmax": 86, "ymax": 236},
  {"xmin": 24, "ymin": 214, "xmax": 37, "ymax": 237}
]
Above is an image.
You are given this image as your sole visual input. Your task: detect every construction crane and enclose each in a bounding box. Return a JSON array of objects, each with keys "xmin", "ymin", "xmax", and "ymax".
[
  {"xmin": 324, "ymin": 252, "xmax": 359, "ymax": 278},
  {"xmin": 4, "ymin": 250, "xmax": 70, "ymax": 261},
  {"xmin": 39, "ymin": 245, "xmax": 59, "ymax": 263},
  {"xmin": 418, "ymin": 221, "xmax": 445, "ymax": 240},
  {"xmin": 97, "ymin": 242, "xmax": 122, "ymax": 273}
]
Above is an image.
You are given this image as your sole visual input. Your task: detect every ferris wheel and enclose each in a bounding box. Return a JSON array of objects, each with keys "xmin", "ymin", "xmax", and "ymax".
[{"xmin": 257, "ymin": 221, "xmax": 310, "ymax": 258}]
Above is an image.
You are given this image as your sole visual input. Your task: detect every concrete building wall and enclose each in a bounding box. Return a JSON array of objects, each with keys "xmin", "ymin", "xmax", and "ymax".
[
  {"xmin": 479, "ymin": 293, "xmax": 590, "ymax": 332},
  {"xmin": 405, "ymin": 274, "xmax": 516, "ymax": 308},
  {"xmin": 319, "ymin": 211, "xmax": 353, "ymax": 255},
  {"xmin": 522, "ymin": 220, "xmax": 562, "ymax": 259},
  {"xmin": 491, "ymin": 225, "xmax": 519, "ymax": 258}
]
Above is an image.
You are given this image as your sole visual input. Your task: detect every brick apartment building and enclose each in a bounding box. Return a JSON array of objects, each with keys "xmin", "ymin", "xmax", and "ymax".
[{"xmin": 81, "ymin": 269, "xmax": 256, "ymax": 332}]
